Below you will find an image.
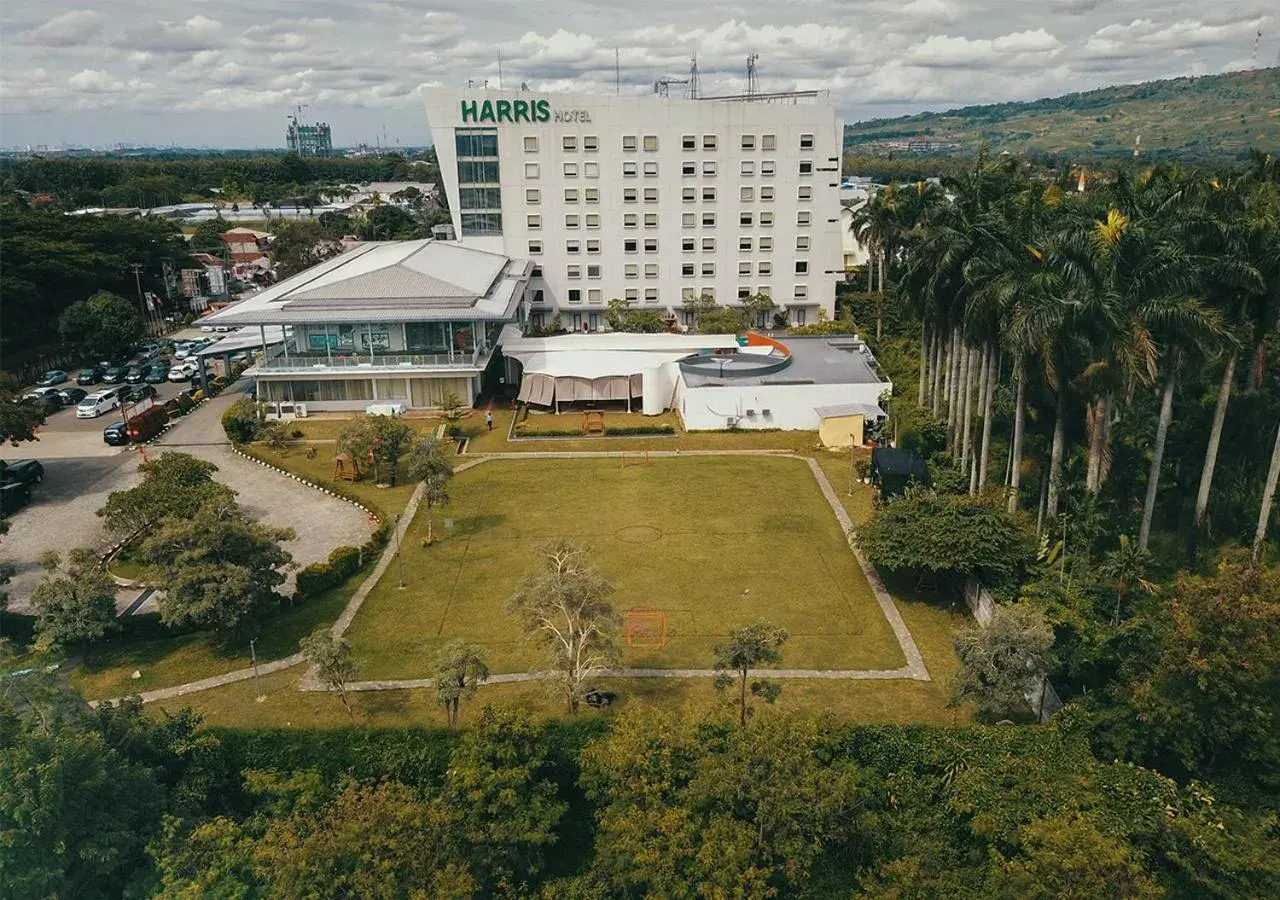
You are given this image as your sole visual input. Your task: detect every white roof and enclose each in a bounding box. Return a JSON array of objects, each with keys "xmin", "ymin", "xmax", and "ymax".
[
  {"xmin": 500, "ymin": 325, "xmax": 739, "ymax": 378},
  {"xmin": 814, "ymin": 402, "xmax": 885, "ymax": 419}
]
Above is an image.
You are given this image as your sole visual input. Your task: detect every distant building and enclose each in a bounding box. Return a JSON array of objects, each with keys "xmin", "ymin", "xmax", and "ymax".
[{"xmin": 287, "ymin": 119, "xmax": 334, "ymax": 158}]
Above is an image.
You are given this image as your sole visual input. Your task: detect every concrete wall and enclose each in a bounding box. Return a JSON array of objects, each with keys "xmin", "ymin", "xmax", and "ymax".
[
  {"xmin": 819, "ymin": 414, "xmax": 864, "ymax": 448},
  {"xmin": 675, "ymin": 379, "xmax": 888, "ymax": 431}
]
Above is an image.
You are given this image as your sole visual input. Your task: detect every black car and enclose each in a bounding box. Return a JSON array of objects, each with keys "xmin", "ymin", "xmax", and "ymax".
[
  {"xmin": 0, "ymin": 459, "xmax": 44, "ymax": 486},
  {"xmin": 102, "ymin": 365, "xmax": 128, "ymax": 384},
  {"xmin": 76, "ymin": 365, "xmax": 106, "ymax": 385},
  {"xmin": 103, "ymin": 420, "xmax": 130, "ymax": 446},
  {"xmin": 57, "ymin": 387, "xmax": 88, "ymax": 406},
  {"xmin": 145, "ymin": 363, "xmax": 168, "ymax": 384},
  {"xmin": 0, "ymin": 482, "xmax": 31, "ymax": 515},
  {"xmin": 123, "ymin": 384, "xmax": 157, "ymax": 404},
  {"xmin": 125, "ymin": 365, "xmax": 148, "ymax": 384},
  {"xmin": 23, "ymin": 389, "xmax": 62, "ymax": 413}
]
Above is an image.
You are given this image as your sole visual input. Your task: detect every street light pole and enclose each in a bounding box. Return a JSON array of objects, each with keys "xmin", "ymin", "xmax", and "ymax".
[
  {"xmin": 395, "ymin": 514, "xmax": 406, "ymax": 588},
  {"xmin": 249, "ymin": 637, "xmax": 262, "ymax": 697}
]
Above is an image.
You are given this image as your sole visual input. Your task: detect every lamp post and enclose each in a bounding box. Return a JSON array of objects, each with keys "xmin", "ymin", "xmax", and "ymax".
[
  {"xmin": 395, "ymin": 514, "xmax": 406, "ymax": 588},
  {"xmin": 249, "ymin": 637, "xmax": 263, "ymax": 699}
]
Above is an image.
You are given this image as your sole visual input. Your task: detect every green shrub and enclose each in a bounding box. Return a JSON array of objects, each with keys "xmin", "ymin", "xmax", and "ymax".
[
  {"xmin": 221, "ymin": 397, "xmax": 262, "ymax": 443},
  {"xmin": 295, "ymin": 561, "xmax": 340, "ymax": 598},
  {"xmin": 328, "ymin": 545, "xmax": 361, "ymax": 580},
  {"xmin": 603, "ymin": 425, "xmax": 675, "ymax": 436},
  {"xmin": 514, "ymin": 424, "xmax": 583, "ymax": 437},
  {"xmin": 175, "ymin": 393, "xmax": 196, "ymax": 415},
  {"xmin": 360, "ymin": 521, "xmax": 392, "ymax": 562}
]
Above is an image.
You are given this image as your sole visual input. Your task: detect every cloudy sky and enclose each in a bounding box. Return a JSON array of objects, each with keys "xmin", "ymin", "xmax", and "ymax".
[{"xmin": 1, "ymin": 1, "xmax": 1272, "ymax": 149}]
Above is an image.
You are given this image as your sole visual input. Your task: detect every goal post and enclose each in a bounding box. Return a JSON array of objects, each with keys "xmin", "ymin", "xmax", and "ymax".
[
  {"xmin": 624, "ymin": 608, "xmax": 668, "ymax": 648},
  {"xmin": 619, "ymin": 450, "xmax": 651, "ymax": 468}
]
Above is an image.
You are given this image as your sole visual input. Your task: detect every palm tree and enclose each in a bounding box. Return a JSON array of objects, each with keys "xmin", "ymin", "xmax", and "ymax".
[
  {"xmin": 1097, "ymin": 534, "xmax": 1155, "ymax": 625},
  {"xmin": 1256, "ymin": 419, "xmax": 1280, "ymax": 562}
]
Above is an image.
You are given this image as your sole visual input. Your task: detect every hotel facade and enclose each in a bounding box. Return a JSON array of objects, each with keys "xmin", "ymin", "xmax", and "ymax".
[{"xmin": 422, "ymin": 88, "xmax": 844, "ymax": 330}]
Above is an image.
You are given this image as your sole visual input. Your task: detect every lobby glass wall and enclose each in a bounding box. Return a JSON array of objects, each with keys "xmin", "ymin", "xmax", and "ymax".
[
  {"xmin": 404, "ymin": 321, "xmax": 477, "ymax": 354},
  {"xmin": 456, "ymin": 128, "xmax": 502, "ymax": 237}
]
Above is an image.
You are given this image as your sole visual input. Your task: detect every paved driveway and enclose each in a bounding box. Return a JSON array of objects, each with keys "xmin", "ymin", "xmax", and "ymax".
[{"xmin": 3, "ymin": 384, "xmax": 375, "ymax": 612}]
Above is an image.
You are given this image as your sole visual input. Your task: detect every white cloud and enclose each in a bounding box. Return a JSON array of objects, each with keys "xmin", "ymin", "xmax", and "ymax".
[{"xmin": 25, "ymin": 10, "xmax": 102, "ymax": 46}]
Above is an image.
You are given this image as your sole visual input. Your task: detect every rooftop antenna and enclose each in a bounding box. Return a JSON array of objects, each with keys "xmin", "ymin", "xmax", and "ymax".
[
  {"xmin": 654, "ymin": 75, "xmax": 689, "ymax": 98},
  {"xmin": 497, "ymin": 51, "xmax": 503, "ymax": 89},
  {"xmin": 687, "ymin": 54, "xmax": 701, "ymax": 100},
  {"xmin": 746, "ymin": 52, "xmax": 759, "ymax": 97}
]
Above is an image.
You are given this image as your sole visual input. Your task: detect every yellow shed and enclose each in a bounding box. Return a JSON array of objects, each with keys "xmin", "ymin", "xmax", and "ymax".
[{"xmin": 815, "ymin": 403, "xmax": 884, "ymax": 449}]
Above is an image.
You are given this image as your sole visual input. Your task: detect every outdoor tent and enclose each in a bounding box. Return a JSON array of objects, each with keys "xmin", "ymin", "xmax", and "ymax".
[{"xmin": 870, "ymin": 447, "xmax": 931, "ymax": 500}]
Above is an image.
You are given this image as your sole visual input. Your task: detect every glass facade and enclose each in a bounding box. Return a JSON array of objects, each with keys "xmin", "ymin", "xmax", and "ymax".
[
  {"xmin": 404, "ymin": 321, "xmax": 477, "ymax": 354},
  {"xmin": 456, "ymin": 128, "xmax": 502, "ymax": 236}
]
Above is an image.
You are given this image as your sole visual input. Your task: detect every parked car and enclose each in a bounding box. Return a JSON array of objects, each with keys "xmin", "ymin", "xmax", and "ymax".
[
  {"xmin": 123, "ymin": 384, "xmax": 157, "ymax": 404},
  {"xmin": 0, "ymin": 482, "xmax": 31, "ymax": 515},
  {"xmin": 76, "ymin": 389, "xmax": 124, "ymax": 419},
  {"xmin": 102, "ymin": 420, "xmax": 130, "ymax": 446},
  {"xmin": 76, "ymin": 365, "xmax": 107, "ymax": 386},
  {"xmin": 56, "ymin": 387, "xmax": 88, "ymax": 406},
  {"xmin": 125, "ymin": 365, "xmax": 148, "ymax": 384},
  {"xmin": 168, "ymin": 361, "xmax": 199, "ymax": 382},
  {"xmin": 101, "ymin": 364, "xmax": 128, "ymax": 384},
  {"xmin": 173, "ymin": 344, "xmax": 195, "ymax": 360},
  {"xmin": 23, "ymin": 388, "xmax": 62, "ymax": 414},
  {"xmin": 145, "ymin": 363, "xmax": 169, "ymax": 384},
  {"xmin": 34, "ymin": 370, "xmax": 69, "ymax": 387},
  {"xmin": 0, "ymin": 458, "xmax": 44, "ymax": 486}
]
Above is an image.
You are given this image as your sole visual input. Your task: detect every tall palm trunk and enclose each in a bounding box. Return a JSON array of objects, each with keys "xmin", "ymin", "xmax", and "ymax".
[
  {"xmin": 1085, "ymin": 395, "xmax": 1108, "ymax": 494},
  {"xmin": 876, "ymin": 248, "xmax": 885, "ymax": 340},
  {"xmin": 1046, "ymin": 376, "xmax": 1067, "ymax": 522},
  {"xmin": 1008, "ymin": 365, "xmax": 1026, "ymax": 513},
  {"xmin": 1139, "ymin": 364, "xmax": 1178, "ymax": 552},
  {"xmin": 961, "ymin": 346, "xmax": 977, "ymax": 473},
  {"xmin": 978, "ymin": 346, "xmax": 997, "ymax": 491},
  {"xmin": 931, "ymin": 331, "xmax": 945, "ymax": 417},
  {"xmin": 1194, "ymin": 350, "xmax": 1237, "ymax": 528},
  {"xmin": 954, "ymin": 342, "xmax": 971, "ymax": 453},
  {"xmin": 1254, "ymin": 418, "xmax": 1280, "ymax": 562},
  {"xmin": 1098, "ymin": 394, "xmax": 1113, "ymax": 490},
  {"xmin": 918, "ymin": 322, "xmax": 929, "ymax": 408},
  {"xmin": 949, "ymin": 329, "xmax": 964, "ymax": 439}
]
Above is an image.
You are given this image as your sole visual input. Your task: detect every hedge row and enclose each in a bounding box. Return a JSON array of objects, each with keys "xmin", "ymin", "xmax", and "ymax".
[
  {"xmin": 295, "ymin": 544, "xmax": 365, "ymax": 598},
  {"xmin": 602, "ymin": 425, "xmax": 675, "ymax": 436}
]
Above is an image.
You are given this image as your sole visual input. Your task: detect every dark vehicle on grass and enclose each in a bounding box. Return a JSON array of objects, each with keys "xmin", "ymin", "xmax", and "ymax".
[
  {"xmin": 77, "ymin": 365, "xmax": 107, "ymax": 386},
  {"xmin": 57, "ymin": 387, "xmax": 88, "ymax": 407},
  {"xmin": 35, "ymin": 370, "xmax": 69, "ymax": 387},
  {"xmin": 0, "ymin": 482, "xmax": 31, "ymax": 515},
  {"xmin": 0, "ymin": 459, "xmax": 44, "ymax": 486}
]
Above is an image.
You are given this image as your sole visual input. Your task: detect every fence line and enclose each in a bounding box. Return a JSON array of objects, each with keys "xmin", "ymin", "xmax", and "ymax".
[{"xmin": 963, "ymin": 575, "xmax": 1063, "ymax": 723}]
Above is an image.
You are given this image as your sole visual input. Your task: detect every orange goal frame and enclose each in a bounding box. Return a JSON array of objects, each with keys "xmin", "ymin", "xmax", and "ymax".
[{"xmin": 624, "ymin": 608, "xmax": 668, "ymax": 649}]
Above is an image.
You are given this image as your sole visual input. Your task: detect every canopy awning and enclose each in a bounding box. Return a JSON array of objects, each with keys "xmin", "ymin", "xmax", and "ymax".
[{"xmin": 517, "ymin": 372, "xmax": 643, "ymax": 406}]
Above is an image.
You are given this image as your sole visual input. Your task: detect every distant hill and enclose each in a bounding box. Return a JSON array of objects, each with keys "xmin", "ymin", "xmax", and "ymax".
[{"xmin": 844, "ymin": 68, "xmax": 1280, "ymax": 161}]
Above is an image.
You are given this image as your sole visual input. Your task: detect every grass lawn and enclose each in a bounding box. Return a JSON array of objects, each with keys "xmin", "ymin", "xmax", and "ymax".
[
  {"xmin": 517, "ymin": 410, "xmax": 681, "ymax": 435},
  {"xmin": 68, "ymin": 563, "xmax": 374, "ymax": 701},
  {"xmin": 270, "ymin": 416, "xmax": 446, "ymax": 444},
  {"xmin": 344, "ymin": 455, "xmax": 905, "ymax": 679}
]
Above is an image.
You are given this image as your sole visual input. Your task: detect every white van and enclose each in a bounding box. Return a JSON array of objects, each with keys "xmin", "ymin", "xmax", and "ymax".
[{"xmin": 76, "ymin": 388, "xmax": 124, "ymax": 419}]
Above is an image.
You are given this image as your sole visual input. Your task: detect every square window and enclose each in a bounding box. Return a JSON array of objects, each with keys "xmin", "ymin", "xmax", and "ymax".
[
  {"xmin": 760, "ymin": 186, "xmax": 775, "ymax": 201},
  {"xmin": 565, "ymin": 214, "xmax": 580, "ymax": 228},
  {"xmin": 567, "ymin": 265, "xmax": 581, "ymax": 278},
  {"xmin": 587, "ymin": 240, "xmax": 601, "ymax": 253},
  {"xmin": 622, "ymin": 135, "xmax": 637, "ymax": 151},
  {"xmin": 740, "ymin": 212, "xmax": 753, "ymax": 227},
  {"xmin": 738, "ymin": 286, "xmax": 752, "ymax": 300},
  {"xmin": 796, "ymin": 235, "xmax": 811, "ymax": 251},
  {"xmin": 564, "ymin": 188, "xmax": 579, "ymax": 203},
  {"xmin": 624, "ymin": 238, "xmax": 638, "ymax": 253},
  {"xmin": 702, "ymin": 262, "xmax": 715, "ymax": 276},
  {"xmin": 644, "ymin": 213, "xmax": 658, "ymax": 228},
  {"xmin": 566, "ymin": 240, "xmax": 580, "ymax": 254},
  {"xmin": 644, "ymin": 187, "xmax": 658, "ymax": 202},
  {"xmin": 568, "ymin": 289, "xmax": 582, "ymax": 303},
  {"xmin": 644, "ymin": 238, "xmax": 658, "ymax": 252},
  {"xmin": 531, "ymin": 265, "xmax": 542, "ymax": 278},
  {"xmin": 682, "ymin": 134, "xmax": 697, "ymax": 150},
  {"xmin": 564, "ymin": 162, "xmax": 578, "ymax": 177},
  {"xmin": 682, "ymin": 212, "xmax": 696, "ymax": 228},
  {"xmin": 644, "ymin": 287, "xmax": 658, "ymax": 302},
  {"xmin": 526, "ymin": 188, "xmax": 540, "ymax": 204},
  {"xmin": 625, "ymin": 264, "xmax": 639, "ymax": 278},
  {"xmin": 624, "ymin": 188, "xmax": 638, "ymax": 203},
  {"xmin": 738, "ymin": 261, "xmax": 752, "ymax": 276},
  {"xmin": 524, "ymin": 162, "xmax": 540, "ymax": 178},
  {"xmin": 643, "ymin": 135, "xmax": 659, "ymax": 151},
  {"xmin": 761, "ymin": 133, "xmax": 777, "ymax": 150},
  {"xmin": 523, "ymin": 136, "xmax": 538, "ymax": 152},
  {"xmin": 798, "ymin": 185, "xmax": 812, "ymax": 200},
  {"xmin": 739, "ymin": 237, "xmax": 752, "ymax": 252},
  {"xmin": 644, "ymin": 263, "xmax": 658, "ymax": 277},
  {"xmin": 681, "ymin": 287, "xmax": 697, "ymax": 301},
  {"xmin": 702, "ymin": 161, "xmax": 717, "ymax": 176},
  {"xmin": 563, "ymin": 136, "xmax": 577, "ymax": 152},
  {"xmin": 758, "ymin": 261, "xmax": 773, "ymax": 275},
  {"xmin": 624, "ymin": 213, "xmax": 638, "ymax": 227},
  {"xmin": 527, "ymin": 214, "xmax": 542, "ymax": 229},
  {"xmin": 757, "ymin": 285, "xmax": 771, "ymax": 298},
  {"xmin": 528, "ymin": 240, "xmax": 543, "ymax": 254},
  {"xmin": 795, "ymin": 260, "xmax": 809, "ymax": 274},
  {"xmin": 797, "ymin": 211, "xmax": 811, "ymax": 226},
  {"xmin": 794, "ymin": 284, "xmax": 809, "ymax": 300},
  {"xmin": 799, "ymin": 133, "xmax": 815, "ymax": 149},
  {"xmin": 584, "ymin": 161, "xmax": 599, "ymax": 178},
  {"xmin": 702, "ymin": 287, "xmax": 716, "ymax": 301},
  {"xmin": 623, "ymin": 161, "xmax": 637, "ymax": 177},
  {"xmin": 682, "ymin": 161, "xmax": 697, "ymax": 176},
  {"xmin": 799, "ymin": 160, "xmax": 814, "ymax": 175},
  {"xmin": 585, "ymin": 187, "xmax": 599, "ymax": 203},
  {"xmin": 682, "ymin": 238, "xmax": 696, "ymax": 251},
  {"xmin": 625, "ymin": 288, "xmax": 639, "ymax": 301},
  {"xmin": 683, "ymin": 187, "xmax": 697, "ymax": 202},
  {"xmin": 741, "ymin": 134, "xmax": 756, "ymax": 150},
  {"xmin": 588, "ymin": 288, "xmax": 602, "ymax": 302},
  {"xmin": 585, "ymin": 214, "xmax": 600, "ymax": 228},
  {"xmin": 643, "ymin": 161, "xmax": 658, "ymax": 176},
  {"xmin": 758, "ymin": 236, "xmax": 773, "ymax": 251},
  {"xmin": 682, "ymin": 263, "xmax": 695, "ymax": 277},
  {"xmin": 588, "ymin": 265, "xmax": 602, "ymax": 279},
  {"xmin": 740, "ymin": 160, "xmax": 755, "ymax": 176},
  {"xmin": 702, "ymin": 187, "xmax": 716, "ymax": 201},
  {"xmin": 703, "ymin": 134, "xmax": 717, "ymax": 150},
  {"xmin": 702, "ymin": 212, "xmax": 716, "ymax": 227},
  {"xmin": 760, "ymin": 211, "xmax": 775, "ymax": 227},
  {"xmin": 702, "ymin": 237, "xmax": 716, "ymax": 251},
  {"xmin": 584, "ymin": 135, "xmax": 599, "ymax": 152},
  {"xmin": 740, "ymin": 186, "xmax": 754, "ymax": 202},
  {"xmin": 761, "ymin": 160, "xmax": 776, "ymax": 176}
]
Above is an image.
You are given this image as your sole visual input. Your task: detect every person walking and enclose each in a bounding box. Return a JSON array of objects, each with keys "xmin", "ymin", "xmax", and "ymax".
[{"xmin": 485, "ymin": 409, "xmax": 494, "ymax": 431}]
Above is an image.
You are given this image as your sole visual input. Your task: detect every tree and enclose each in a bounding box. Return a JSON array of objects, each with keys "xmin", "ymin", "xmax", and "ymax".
[
  {"xmin": 697, "ymin": 305, "xmax": 745, "ymax": 334},
  {"xmin": 29, "ymin": 548, "xmax": 118, "ymax": 650},
  {"xmin": 136, "ymin": 504, "xmax": 294, "ymax": 633},
  {"xmin": 432, "ymin": 641, "xmax": 489, "ymax": 726},
  {"xmin": 270, "ymin": 220, "xmax": 332, "ymax": 278},
  {"xmin": 0, "ymin": 375, "xmax": 46, "ymax": 445},
  {"xmin": 300, "ymin": 628, "xmax": 357, "ymax": 715},
  {"xmin": 189, "ymin": 217, "xmax": 228, "ymax": 255},
  {"xmin": 57, "ymin": 290, "xmax": 143, "ymax": 360},
  {"xmin": 440, "ymin": 390, "xmax": 464, "ymax": 425},
  {"xmin": 712, "ymin": 620, "xmax": 789, "ymax": 726},
  {"xmin": 336, "ymin": 414, "xmax": 415, "ymax": 486},
  {"xmin": 506, "ymin": 539, "xmax": 621, "ymax": 713},
  {"xmin": 98, "ymin": 451, "xmax": 236, "ymax": 539},
  {"xmin": 220, "ymin": 396, "xmax": 264, "ymax": 444},
  {"xmin": 442, "ymin": 706, "xmax": 565, "ymax": 890},
  {"xmin": 951, "ymin": 603, "xmax": 1055, "ymax": 722},
  {"xmin": 1256, "ymin": 418, "xmax": 1280, "ymax": 562},
  {"xmin": 405, "ymin": 435, "xmax": 453, "ymax": 544},
  {"xmin": 605, "ymin": 298, "xmax": 666, "ymax": 332},
  {"xmin": 856, "ymin": 487, "xmax": 1035, "ymax": 585},
  {"xmin": 1096, "ymin": 534, "xmax": 1155, "ymax": 625},
  {"xmin": 740, "ymin": 292, "xmax": 776, "ymax": 330}
]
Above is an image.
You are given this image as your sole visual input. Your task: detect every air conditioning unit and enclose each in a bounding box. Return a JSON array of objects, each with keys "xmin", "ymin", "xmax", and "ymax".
[
  {"xmin": 744, "ymin": 408, "xmax": 757, "ymax": 417},
  {"xmin": 294, "ymin": 403, "xmax": 308, "ymax": 418}
]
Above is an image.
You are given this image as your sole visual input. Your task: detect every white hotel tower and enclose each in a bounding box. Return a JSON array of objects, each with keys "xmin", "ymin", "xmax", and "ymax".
[{"xmin": 423, "ymin": 88, "xmax": 844, "ymax": 331}]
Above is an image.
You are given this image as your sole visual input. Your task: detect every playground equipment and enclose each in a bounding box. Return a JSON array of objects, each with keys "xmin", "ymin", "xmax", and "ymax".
[
  {"xmin": 619, "ymin": 450, "xmax": 651, "ymax": 468},
  {"xmin": 333, "ymin": 452, "xmax": 361, "ymax": 481},
  {"xmin": 624, "ymin": 608, "xmax": 668, "ymax": 649},
  {"xmin": 582, "ymin": 409, "xmax": 605, "ymax": 434}
]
